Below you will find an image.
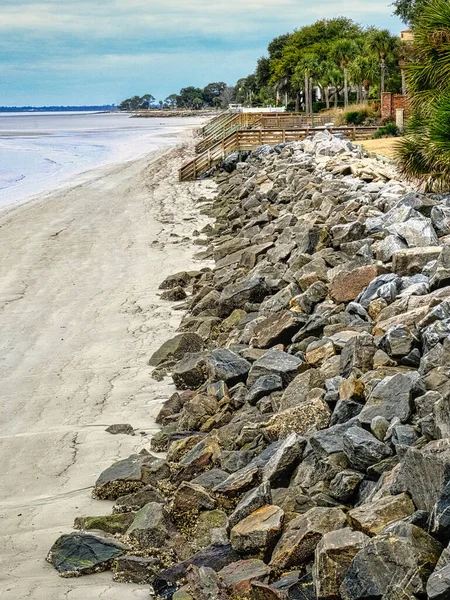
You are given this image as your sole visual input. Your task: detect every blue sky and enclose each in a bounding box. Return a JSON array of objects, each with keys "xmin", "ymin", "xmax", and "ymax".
[{"xmin": 0, "ymin": 1, "xmax": 403, "ymax": 106}]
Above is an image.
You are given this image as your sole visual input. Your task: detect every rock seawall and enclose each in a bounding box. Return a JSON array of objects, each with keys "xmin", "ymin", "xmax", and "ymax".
[{"xmin": 48, "ymin": 131, "xmax": 450, "ymax": 599}]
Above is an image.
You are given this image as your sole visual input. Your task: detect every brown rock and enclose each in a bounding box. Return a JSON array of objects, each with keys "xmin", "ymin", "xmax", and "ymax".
[
  {"xmin": 251, "ymin": 310, "xmax": 303, "ymax": 349},
  {"xmin": 270, "ymin": 507, "xmax": 347, "ymax": 570},
  {"xmin": 330, "ymin": 266, "xmax": 387, "ymax": 304},
  {"xmin": 313, "ymin": 529, "xmax": 370, "ymax": 599},
  {"xmin": 218, "ymin": 559, "xmax": 270, "ymax": 595},
  {"xmin": 265, "ymin": 398, "xmax": 331, "ymax": 440},
  {"xmin": 347, "ymin": 493, "xmax": 415, "ymax": 536},
  {"xmin": 230, "ymin": 505, "xmax": 284, "ymax": 556}
]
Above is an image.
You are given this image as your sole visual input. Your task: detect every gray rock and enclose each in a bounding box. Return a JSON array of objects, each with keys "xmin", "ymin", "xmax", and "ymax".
[
  {"xmin": 340, "ymin": 333, "xmax": 376, "ymax": 377},
  {"xmin": 357, "ymin": 274, "xmax": 399, "ymax": 308},
  {"xmin": 219, "ymin": 277, "xmax": 270, "ymax": 318},
  {"xmin": 427, "ymin": 562, "xmax": 450, "ymax": 600},
  {"xmin": 204, "ymin": 349, "xmax": 251, "ymax": 385},
  {"xmin": 340, "ymin": 523, "xmax": 442, "ymax": 600},
  {"xmin": 331, "ymin": 222, "xmax": 365, "ymax": 248},
  {"xmin": 126, "ymin": 502, "xmax": 172, "ymax": 548},
  {"xmin": 247, "ymin": 348, "xmax": 305, "ymax": 387},
  {"xmin": 149, "ymin": 333, "xmax": 204, "ymax": 367},
  {"xmin": 431, "ymin": 205, "xmax": 450, "ymax": 236},
  {"xmin": 358, "ymin": 373, "xmax": 414, "ymax": 426},
  {"xmin": 229, "ymin": 482, "xmax": 272, "ymax": 529},
  {"xmin": 112, "ymin": 484, "xmax": 165, "ymax": 514},
  {"xmin": 380, "ymin": 324, "xmax": 415, "ymax": 357},
  {"xmin": 377, "ymin": 235, "xmax": 408, "ymax": 262},
  {"xmin": 105, "ymin": 423, "xmax": 134, "ymax": 435},
  {"xmin": 387, "ymin": 217, "xmax": 439, "ymax": 248},
  {"xmin": 430, "ymin": 246, "xmax": 450, "ymax": 290},
  {"xmin": 172, "ymin": 351, "xmax": 208, "ymax": 390},
  {"xmin": 262, "ymin": 433, "xmax": 306, "ymax": 486},
  {"xmin": 330, "ymin": 400, "xmax": 363, "ymax": 426},
  {"xmin": 310, "ymin": 418, "xmax": 360, "ymax": 458},
  {"xmin": 343, "ymin": 427, "xmax": 391, "ymax": 472},
  {"xmin": 246, "ymin": 374, "xmax": 284, "ymax": 404},
  {"xmin": 270, "ymin": 507, "xmax": 347, "ymax": 569},
  {"xmin": 329, "ymin": 470, "xmax": 364, "ymax": 503},
  {"xmin": 93, "ymin": 453, "xmax": 157, "ymax": 500},
  {"xmin": 401, "ymin": 439, "xmax": 450, "ymax": 512},
  {"xmin": 112, "ymin": 555, "xmax": 158, "ymax": 584},
  {"xmin": 393, "ymin": 247, "xmax": 442, "ymax": 276},
  {"xmin": 47, "ymin": 531, "xmax": 128, "ymax": 576},
  {"xmin": 313, "ymin": 529, "xmax": 370, "ymax": 600}
]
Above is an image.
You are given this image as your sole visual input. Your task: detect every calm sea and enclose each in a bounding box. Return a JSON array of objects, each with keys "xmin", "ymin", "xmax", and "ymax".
[{"xmin": 0, "ymin": 112, "xmax": 203, "ymax": 209}]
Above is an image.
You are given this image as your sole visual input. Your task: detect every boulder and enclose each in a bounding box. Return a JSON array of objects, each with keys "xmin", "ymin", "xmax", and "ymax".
[
  {"xmin": 247, "ymin": 348, "xmax": 305, "ymax": 387},
  {"xmin": 343, "ymin": 427, "xmax": 391, "ymax": 472},
  {"xmin": 126, "ymin": 502, "xmax": 173, "ymax": 548},
  {"xmin": 93, "ymin": 453, "xmax": 157, "ymax": 500},
  {"xmin": 246, "ymin": 374, "xmax": 284, "ymax": 404},
  {"xmin": 219, "ymin": 277, "xmax": 270, "ymax": 318},
  {"xmin": 313, "ymin": 529, "xmax": 370, "ymax": 600},
  {"xmin": 47, "ymin": 531, "xmax": 128, "ymax": 576},
  {"xmin": 112, "ymin": 555, "xmax": 158, "ymax": 584},
  {"xmin": 306, "ymin": 339, "xmax": 336, "ymax": 367},
  {"xmin": 265, "ymin": 398, "xmax": 331, "ymax": 440},
  {"xmin": 153, "ymin": 544, "xmax": 241, "ymax": 598},
  {"xmin": 427, "ymin": 562, "xmax": 450, "ymax": 600},
  {"xmin": 251, "ymin": 310, "xmax": 303, "ymax": 348},
  {"xmin": 112, "ymin": 484, "xmax": 165, "ymax": 514},
  {"xmin": 387, "ymin": 217, "xmax": 439, "ymax": 248},
  {"xmin": 159, "ymin": 271, "xmax": 193, "ymax": 289},
  {"xmin": 218, "ymin": 559, "xmax": 270, "ymax": 594},
  {"xmin": 430, "ymin": 246, "xmax": 450, "ymax": 290},
  {"xmin": 229, "ymin": 482, "xmax": 273, "ymax": 530},
  {"xmin": 392, "ymin": 247, "xmax": 442, "ymax": 276},
  {"xmin": 172, "ymin": 352, "xmax": 208, "ymax": 390},
  {"xmin": 330, "ymin": 266, "xmax": 386, "ymax": 304},
  {"xmin": 74, "ymin": 513, "xmax": 134, "ymax": 535},
  {"xmin": 149, "ymin": 333, "xmax": 204, "ymax": 367},
  {"xmin": 171, "ymin": 482, "xmax": 217, "ymax": 517},
  {"xmin": 401, "ymin": 439, "xmax": 450, "ymax": 512},
  {"xmin": 262, "ymin": 433, "xmax": 306, "ymax": 486},
  {"xmin": 204, "ymin": 349, "xmax": 251, "ymax": 385},
  {"xmin": 329, "ymin": 470, "xmax": 364, "ymax": 503},
  {"xmin": 347, "ymin": 493, "xmax": 415, "ymax": 536},
  {"xmin": 280, "ymin": 369, "xmax": 325, "ymax": 411},
  {"xmin": 340, "ymin": 333, "xmax": 376, "ymax": 378},
  {"xmin": 340, "ymin": 523, "xmax": 442, "ymax": 600},
  {"xmin": 230, "ymin": 505, "xmax": 284, "ymax": 556},
  {"xmin": 380, "ymin": 325, "xmax": 415, "ymax": 357},
  {"xmin": 270, "ymin": 507, "xmax": 347, "ymax": 570},
  {"xmin": 175, "ymin": 432, "xmax": 221, "ymax": 483},
  {"xmin": 358, "ymin": 373, "xmax": 414, "ymax": 426}
]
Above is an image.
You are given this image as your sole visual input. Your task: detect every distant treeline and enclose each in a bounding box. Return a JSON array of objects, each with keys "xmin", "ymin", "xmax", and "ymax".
[
  {"xmin": 119, "ymin": 84, "xmax": 234, "ymax": 111},
  {"xmin": 0, "ymin": 106, "xmax": 117, "ymax": 112}
]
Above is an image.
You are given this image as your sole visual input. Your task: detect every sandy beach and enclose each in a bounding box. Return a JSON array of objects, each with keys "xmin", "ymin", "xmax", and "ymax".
[{"xmin": 0, "ymin": 127, "xmax": 215, "ymax": 599}]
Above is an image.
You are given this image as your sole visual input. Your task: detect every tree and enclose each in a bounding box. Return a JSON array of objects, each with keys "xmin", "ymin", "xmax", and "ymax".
[
  {"xmin": 202, "ymin": 82, "xmax": 227, "ymax": 106},
  {"xmin": 393, "ymin": 0, "xmax": 427, "ymax": 24},
  {"xmin": 333, "ymin": 38, "xmax": 359, "ymax": 107},
  {"xmin": 348, "ymin": 55, "xmax": 379, "ymax": 103},
  {"xmin": 268, "ymin": 33, "xmax": 291, "ymax": 60},
  {"xmin": 164, "ymin": 94, "xmax": 179, "ymax": 109},
  {"xmin": 139, "ymin": 94, "xmax": 155, "ymax": 109},
  {"xmin": 178, "ymin": 86, "xmax": 204, "ymax": 109},
  {"xmin": 396, "ymin": 0, "xmax": 450, "ymax": 189},
  {"xmin": 366, "ymin": 29, "xmax": 399, "ymax": 95}
]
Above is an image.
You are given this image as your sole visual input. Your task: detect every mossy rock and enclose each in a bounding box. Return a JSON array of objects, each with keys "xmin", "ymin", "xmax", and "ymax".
[{"xmin": 74, "ymin": 513, "xmax": 134, "ymax": 535}]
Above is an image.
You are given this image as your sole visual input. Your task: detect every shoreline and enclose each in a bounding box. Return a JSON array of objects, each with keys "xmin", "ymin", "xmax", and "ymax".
[{"xmin": 0, "ymin": 128, "xmax": 215, "ymax": 599}]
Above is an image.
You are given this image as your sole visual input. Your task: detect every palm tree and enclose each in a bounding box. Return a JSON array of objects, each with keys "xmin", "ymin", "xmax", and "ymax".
[
  {"xmin": 348, "ymin": 56, "xmax": 379, "ymax": 103},
  {"xmin": 398, "ymin": 39, "xmax": 416, "ymax": 95},
  {"xmin": 333, "ymin": 39, "xmax": 359, "ymax": 107},
  {"xmin": 396, "ymin": 0, "xmax": 450, "ymax": 190},
  {"xmin": 366, "ymin": 29, "xmax": 399, "ymax": 95}
]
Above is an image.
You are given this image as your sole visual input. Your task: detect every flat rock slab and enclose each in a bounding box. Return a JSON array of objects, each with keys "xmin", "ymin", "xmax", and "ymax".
[
  {"xmin": 230, "ymin": 505, "xmax": 284, "ymax": 555},
  {"xmin": 270, "ymin": 507, "xmax": 346, "ymax": 570},
  {"xmin": 347, "ymin": 493, "xmax": 415, "ymax": 536},
  {"xmin": 47, "ymin": 531, "xmax": 128, "ymax": 577}
]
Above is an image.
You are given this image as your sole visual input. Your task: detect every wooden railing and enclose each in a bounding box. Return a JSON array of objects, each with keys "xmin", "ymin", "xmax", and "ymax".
[
  {"xmin": 196, "ymin": 113, "xmax": 338, "ymax": 154},
  {"xmin": 180, "ymin": 126, "xmax": 378, "ymax": 182}
]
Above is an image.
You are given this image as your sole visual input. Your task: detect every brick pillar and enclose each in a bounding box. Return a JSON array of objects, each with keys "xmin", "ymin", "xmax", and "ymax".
[{"xmin": 381, "ymin": 92, "xmax": 393, "ymax": 120}]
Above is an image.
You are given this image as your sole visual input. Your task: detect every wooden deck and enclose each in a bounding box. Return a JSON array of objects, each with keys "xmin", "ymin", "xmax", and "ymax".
[
  {"xmin": 180, "ymin": 126, "xmax": 379, "ymax": 182},
  {"xmin": 196, "ymin": 112, "xmax": 333, "ymax": 154}
]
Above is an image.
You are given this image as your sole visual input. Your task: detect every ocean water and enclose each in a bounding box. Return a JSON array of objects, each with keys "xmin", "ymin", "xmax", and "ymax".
[{"xmin": 0, "ymin": 112, "xmax": 204, "ymax": 209}]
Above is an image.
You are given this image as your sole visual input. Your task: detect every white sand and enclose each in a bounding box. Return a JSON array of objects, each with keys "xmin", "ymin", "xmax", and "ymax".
[{"xmin": 0, "ymin": 128, "xmax": 215, "ymax": 598}]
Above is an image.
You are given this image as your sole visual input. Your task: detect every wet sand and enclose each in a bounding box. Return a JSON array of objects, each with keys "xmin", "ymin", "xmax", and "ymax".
[{"xmin": 0, "ymin": 129, "xmax": 215, "ymax": 599}]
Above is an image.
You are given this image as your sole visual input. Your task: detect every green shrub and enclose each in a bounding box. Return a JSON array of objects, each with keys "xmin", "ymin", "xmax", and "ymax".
[
  {"xmin": 344, "ymin": 111, "xmax": 365, "ymax": 125},
  {"xmin": 374, "ymin": 123, "xmax": 400, "ymax": 138}
]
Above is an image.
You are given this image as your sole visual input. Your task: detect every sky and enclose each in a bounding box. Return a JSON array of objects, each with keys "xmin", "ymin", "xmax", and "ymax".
[{"xmin": 0, "ymin": 0, "xmax": 404, "ymax": 106}]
